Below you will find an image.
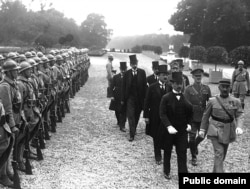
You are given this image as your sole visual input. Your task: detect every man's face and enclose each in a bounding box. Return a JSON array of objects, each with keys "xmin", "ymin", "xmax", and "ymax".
[
  {"xmin": 24, "ymin": 68, "xmax": 31, "ymax": 78},
  {"xmin": 219, "ymin": 84, "xmax": 230, "ymax": 97},
  {"xmin": 192, "ymin": 71, "xmax": 203, "ymax": 83},
  {"xmin": 109, "ymin": 57, "xmax": 113, "ymax": 61},
  {"xmin": 10, "ymin": 69, "xmax": 18, "ymax": 79},
  {"xmin": 171, "ymin": 66, "xmax": 179, "ymax": 72},
  {"xmin": 238, "ymin": 64, "xmax": 243, "ymax": 70},
  {"xmin": 153, "ymin": 68, "xmax": 158, "ymax": 75},
  {"xmin": 158, "ymin": 73, "xmax": 168, "ymax": 83},
  {"xmin": 120, "ymin": 68, "xmax": 127, "ymax": 74},
  {"xmin": 130, "ymin": 62, "xmax": 138, "ymax": 70},
  {"xmin": 172, "ymin": 81, "xmax": 183, "ymax": 92}
]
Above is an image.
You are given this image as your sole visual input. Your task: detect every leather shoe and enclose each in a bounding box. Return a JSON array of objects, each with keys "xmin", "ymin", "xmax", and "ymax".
[
  {"xmin": 120, "ymin": 128, "xmax": 126, "ymax": 132},
  {"xmin": 191, "ymin": 157, "xmax": 198, "ymax": 166},
  {"xmin": 0, "ymin": 175, "xmax": 14, "ymax": 188},
  {"xmin": 155, "ymin": 160, "xmax": 162, "ymax": 165},
  {"xmin": 164, "ymin": 173, "xmax": 171, "ymax": 180},
  {"xmin": 129, "ymin": 137, "xmax": 134, "ymax": 142}
]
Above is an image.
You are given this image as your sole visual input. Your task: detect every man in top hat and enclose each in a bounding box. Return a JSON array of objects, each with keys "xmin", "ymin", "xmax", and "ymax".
[
  {"xmin": 121, "ymin": 54, "xmax": 147, "ymax": 141},
  {"xmin": 231, "ymin": 60, "xmax": 250, "ymax": 109},
  {"xmin": 170, "ymin": 59, "xmax": 190, "ymax": 92},
  {"xmin": 110, "ymin": 62, "xmax": 127, "ymax": 132},
  {"xmin": 146, "ymin": 61, "xmax": 159, "ymax": 86},
  {"xmin": 159, "ymin": 71, "xmax": 193, "ymax": 179},
  {"xmin": 199, "ymin": 78, "xmax": 244, "ymax": 172},
  {"xmin": 106, "ymin": 54, "xmax": 114, "ymax": 98},
  {"xmin": 184, "ymin": 64, "xmax": 211, "ymax": 166},
  {"xmin": 144, "ymin": 65, "xmax": 171, "ymax": 165}
]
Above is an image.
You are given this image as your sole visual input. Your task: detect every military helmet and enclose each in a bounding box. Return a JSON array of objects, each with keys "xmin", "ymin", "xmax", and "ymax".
[
  {"xmin": 47, "ymin": 54, "xmax": 55, "ymax": 61},
  {"xmin": 27, "ymin": 58, "xmax": 38, "ymax": 67},
  {"xmin": 33, "ymin": 57, "xmax": 42, "ymax": 64},
  {"xmin": 56, "ymin": 55, "xmax": 63, "ymax": 61},
  {"xmin": 62, "ymin": 53, "xmax": 69, "ymax": 59},
  {"xmin": 0, "ymin": 54, "xmax": 5, "ymax": 61},
  {"xmin": 49, "ymin": 50, "xmax": 56, "ymax": 55},
  {"xmin": 37, "ymin": 51, "xmax": 44, "ymax": 58},
  {"xmin": 2, "ymin": 59, "xmax": 20, "ymax": 72},
  {"xmin": 31, "ymin": 51, "xmax": 37, "ymax": 57},
  {"xmin": 40, "ymin": 56, "xmax": 49, "ymax": 63},
  {"xmin": 7, "ymin": 52, "xmax": 18, "ymax": 59},
  {"xmin": 18, "ymin": 54, "xmax": 27, "ymax": 62},
  {"xmin": 19, "ymin": 61, "xmax": 32, "ymax": 73},
  {"xmin": 25, "ymin": 51, "xmax": 34, "ymax": 58}
]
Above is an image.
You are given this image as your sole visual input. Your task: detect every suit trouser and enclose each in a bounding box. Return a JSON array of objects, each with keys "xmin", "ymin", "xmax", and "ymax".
[
  {"xmin": 126, "ymin": 97, "xmax": 141, "ymax": 138},
  {"xmin": 210, "ymin": 137, "xmax": 229, "ymax": 173},
  {"xmin": 119, "ymin": 111, "xmax": 126, "ymax": 129},
  {"xmin": 164, "ymin": 131, "xmax": 188, "ymax": 174},
  {"xmin": 153, "ymin": 137, "xmax": 162, "ymax": 161}
]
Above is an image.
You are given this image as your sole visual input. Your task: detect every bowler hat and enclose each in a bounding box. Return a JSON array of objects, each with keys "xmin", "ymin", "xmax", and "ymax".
[
  {"xmin": 170, "ymin": 72, "xmax": 183, "ymax": 83},
  {"xmin": 219, "ymin": 78, "xmax": 231, "ymax": 86},
  {"xmin": 152, "ymin": 61, "xmax": 159, "ymax": 69},
  {"xmin": 157, "ymin": 65, "xmax": 168, "ymax": 75},
  {"xmin": 120, "ymin": 62, "xmax": 127, "ymax": 70},
  {"xmin": 129, "ymin": 54, "xmax": 137, "ymax": 63}
]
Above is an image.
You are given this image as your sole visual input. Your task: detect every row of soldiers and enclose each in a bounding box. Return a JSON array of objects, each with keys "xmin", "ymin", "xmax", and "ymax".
[
  {"xmin": 108, "ymin": 54, "xmax": 244, "ymax": 179},
  {"xmin": 0, "ymin": 48, "xmax": 90, "ymax": 188}
]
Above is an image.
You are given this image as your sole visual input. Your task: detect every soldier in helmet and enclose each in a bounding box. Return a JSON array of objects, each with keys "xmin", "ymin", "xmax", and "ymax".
[
  {"xmin": 0, "ymin": 60, "xmax": 21, "ymax": 188},
  {"xmin": 231, "ymin": 60, "xmax": 250, "ymax": 109}
]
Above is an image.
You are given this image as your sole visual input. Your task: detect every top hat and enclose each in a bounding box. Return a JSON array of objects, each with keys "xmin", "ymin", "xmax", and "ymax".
[
  {"xmin": 120, "ymin": 62, "xmax": 127, "ymax": 70},
  {"xmin": 157, "ymin": 65, "xmax": 168, "ymax": 75},
  {"xmin": 152, "ymin": 61, "xmax": 159, "ymax": 69},
  {"xmin": 219, "ymin": 78, "xmax": 231, "ymax": 86},
  {"xmin": 170, "ymin": 72, "xmax": 183, "ymax": 83},
  {"xmin": 191, "ymin": 63, "xmax": 204, "ymax": 74},
  {"xmin": 129, "ymin": 54, "xmax": 137, "ymax": 63}
]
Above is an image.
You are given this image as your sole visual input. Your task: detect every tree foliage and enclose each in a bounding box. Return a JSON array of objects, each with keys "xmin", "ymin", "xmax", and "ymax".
[
  {"xmin": 189, "ymin": 45, "xmax": 206, "ymax": 62},
  {"xmin": 169, "ymin": 0, "xmax": 250, "ymax": 51},
  {"xmin": 229, "ymin": 46, "xmax": 250, "ymax": 67},
  {"xmin": 207, "ymin": 46, "xmax": 228, "ymax": 70},
  {"xmin": 178, "ymin": 46, "xmax": 190, "ymax": 58},
  {"xmin": 0, "ymin": 0, "xmax": 111, "ymax": 48}
]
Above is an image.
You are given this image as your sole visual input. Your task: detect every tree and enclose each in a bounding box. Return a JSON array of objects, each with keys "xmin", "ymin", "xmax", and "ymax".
[
  {"xmin": 207, "ymin": 46, "xmax": 228, "ymax": 71},
  {"xmin": 169, "ymin": 0, "xmax": 250, "ymax": 51},
  {"xmin": 131, "ymin": 45, "xmax": 142, "ymax": 53},
  {"xmin": 229, "ymin": 46, "xmax": 250, "ymax": 68},
  {"xmin": 179, "ymin": 46, "xmax": 190, "ymax": 58},
  {"xmin": 189, "ymin": 46, "xmax": 206, "ymax": 62},
  {"xmin": 80, "ymin": 13, "xmax": 112, "ymax": 49}
]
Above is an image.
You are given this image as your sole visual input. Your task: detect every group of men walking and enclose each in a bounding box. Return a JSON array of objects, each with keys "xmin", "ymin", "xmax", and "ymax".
[
  {"xmin": 0, "ymin": 48, "xmax": 90, "ymax": 188},
  {"xmin": 107, "ymin": 54, "xmax": 246, "ymax": 179}
]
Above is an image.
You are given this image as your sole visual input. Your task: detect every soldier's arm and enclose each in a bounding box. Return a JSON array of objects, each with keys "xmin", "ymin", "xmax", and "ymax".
[
  {"xmin": 0, "ymin": 85, "xmax": 15, "ymax": 128},
  {"xmin": 200, "ymin": 99, "xmax": 213, "ymax": 133}
]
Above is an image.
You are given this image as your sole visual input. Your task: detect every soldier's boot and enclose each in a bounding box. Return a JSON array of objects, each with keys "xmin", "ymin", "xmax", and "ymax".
[
  {"xmin": 65, "ymin": 100, "xmax": 70, "ymax": 113},
  {"xmin": 50, "ymin": 116, "xmax": 56, "ymax": 133},
  {"xmin": 189, "ymin": 139, "xmax": 198, "ymax": 166},
  {"xmin": 242, "ymin": 103, "xmax": 245, "ymax": 109},
  {"xmin": 57, "ymin": 107, "xmax": 62, "ymax": 123}
]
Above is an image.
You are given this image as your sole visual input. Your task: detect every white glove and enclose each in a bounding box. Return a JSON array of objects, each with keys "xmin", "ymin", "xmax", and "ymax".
[
  {"xmin": 236, "ymin": 127, "xmax": 243, "ymax": 135},
  {"xmin": 167, "ymin": 126, "xmax": 178, "ymax": 134},
  {"xmin": 186, "ymin": 124, "xmax": 191, "ymax": 132},
  {"xmin": 198, "ymin": 130, "xmax": 205, "ymax": 138},
  {"xmin": 144, "ymin": 118, "xmax": 149, "ymax": 124}
]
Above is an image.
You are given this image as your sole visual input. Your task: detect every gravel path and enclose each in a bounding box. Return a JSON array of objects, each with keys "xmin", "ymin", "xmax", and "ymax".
[{"xmin": 6, "ymin": 53, "xmax": 249, "ymax": 189}]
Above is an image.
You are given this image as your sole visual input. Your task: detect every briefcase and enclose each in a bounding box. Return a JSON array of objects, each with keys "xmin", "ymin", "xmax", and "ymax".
[{"xmin": 109, "ymin": 99, "xmax": 116, "ymax": 111}]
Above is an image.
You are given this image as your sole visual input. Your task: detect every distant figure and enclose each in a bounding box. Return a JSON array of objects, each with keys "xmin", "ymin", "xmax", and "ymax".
[
  {"xmin": 144, "ymin": 65, "xmax": 171, "ymax": 165},
  {"xmin": 199, "ymin": 79, "xmax": 244, "ymax": 173},
  {"xmin": 231, "ymin": 60, "xmax": 250, "ymax": 109},
  {"xmin": 146, "ymin": 61, "xmax": 159, "ymax": 86},
  {"xmin": 106, "ymin": 54, "xmax": 114, "ymax": 98},
  {"xmin": 121, "ymin": 54, "xmax": 147, "ymax": 142},
  {"xmin": 110, "ymin": 62, "xmax": 127, "ymax": 132}
]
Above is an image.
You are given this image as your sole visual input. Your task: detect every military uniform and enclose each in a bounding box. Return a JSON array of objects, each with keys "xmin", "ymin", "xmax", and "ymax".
[
  {"xmin": 232, "ymin": 67, "xmax": 250, "ymax": 109},
  {"xmin": 200, "ymin": 88, "xmax": 244, "ymax": 172}
]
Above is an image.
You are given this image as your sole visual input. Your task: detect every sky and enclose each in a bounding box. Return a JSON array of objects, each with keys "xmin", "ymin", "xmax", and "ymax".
[{"xmin": 23, "ymin": 0, "xmax": 183, "ymax": 37}]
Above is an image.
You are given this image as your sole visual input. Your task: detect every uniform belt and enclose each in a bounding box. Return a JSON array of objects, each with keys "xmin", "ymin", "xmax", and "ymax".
[
  {"xmin": 211, "ymin": 115, "xmax": 233, "ymax": 123},
  {"xmin": 235, "ymin": 80, "xmax": 246, "ymax": 82}
]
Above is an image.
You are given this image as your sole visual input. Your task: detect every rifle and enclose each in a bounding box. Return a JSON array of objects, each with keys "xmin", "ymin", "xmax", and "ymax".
[
  {"xmin": 23, "ymin": 125, "xmax": 32, "ymax": 175},
  {"xmin": 12, "ymin": 133, "xmax": 21, "ymax": 189}
]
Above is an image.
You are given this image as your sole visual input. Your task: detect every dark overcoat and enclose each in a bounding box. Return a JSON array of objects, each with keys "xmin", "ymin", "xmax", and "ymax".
[{"xmin": 146, "ymin": 74, "xmax": 157, "ymax": 86}]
